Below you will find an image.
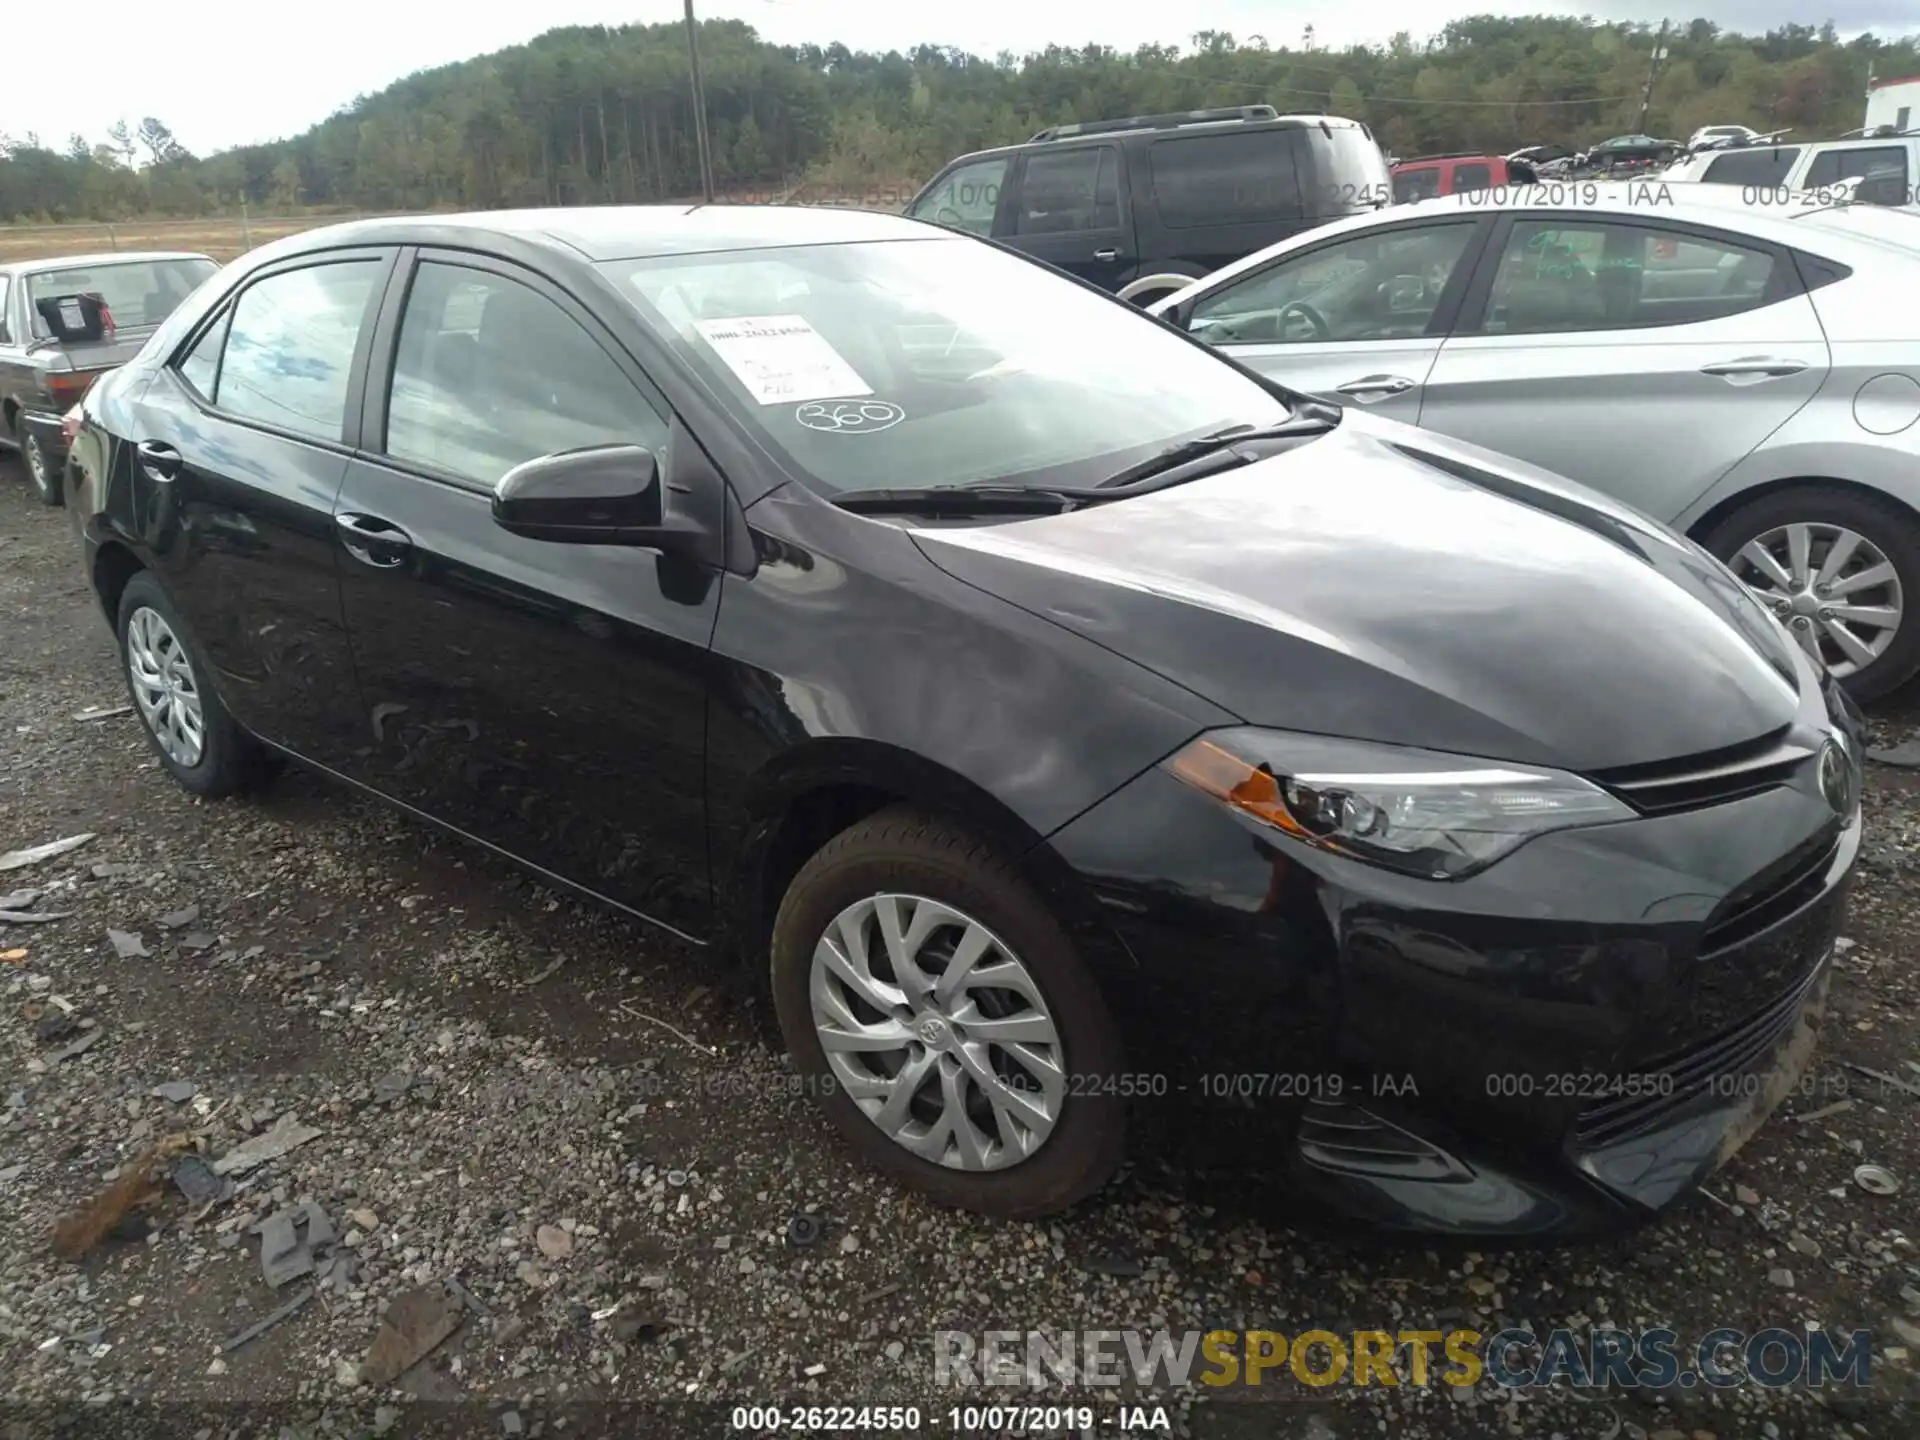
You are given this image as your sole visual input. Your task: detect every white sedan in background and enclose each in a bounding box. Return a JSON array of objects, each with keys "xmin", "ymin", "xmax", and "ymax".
[{"xmin": 1149, "ymin": 184, "xmax": 1920, "ymax": 699}]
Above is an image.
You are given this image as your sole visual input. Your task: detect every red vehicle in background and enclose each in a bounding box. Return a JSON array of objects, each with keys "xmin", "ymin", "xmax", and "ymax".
[{"xmin": 1390, "ymin": 152, "xmax": 1537, "ymax": 203}]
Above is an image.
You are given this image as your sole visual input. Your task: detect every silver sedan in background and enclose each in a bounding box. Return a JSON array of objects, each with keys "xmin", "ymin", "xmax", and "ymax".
[{"xmin": 1150, "ymin": 186, "xmax": 1920, "ymax": 699}]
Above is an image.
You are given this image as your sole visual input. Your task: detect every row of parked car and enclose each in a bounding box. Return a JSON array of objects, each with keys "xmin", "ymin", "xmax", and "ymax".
[{"xmin": 0, "ymin": 104, "xmax": 1893, "ymax": 1235}]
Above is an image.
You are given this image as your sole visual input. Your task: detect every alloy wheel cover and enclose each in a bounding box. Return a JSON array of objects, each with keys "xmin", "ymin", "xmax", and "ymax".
[
  {"xmin": 809, "ymin": 892, "xmax": 1066, "ymax": 1171},
  {"xmin": 126, "ymin": 606, "xmax": 207, "ymax": 767}
]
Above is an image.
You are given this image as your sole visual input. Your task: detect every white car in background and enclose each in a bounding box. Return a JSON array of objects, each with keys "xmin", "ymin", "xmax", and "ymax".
[
  {"xmin": 1664, "ymin": 133, "xmax": 1920, "ymax": 212},
  {"xmin": 1149, "ymin": 184, "xmax": 1920, "ymax": 698},
  {"xmin": 1688, "ymin": 124, "xmax": 1763, "ymax": 152}
]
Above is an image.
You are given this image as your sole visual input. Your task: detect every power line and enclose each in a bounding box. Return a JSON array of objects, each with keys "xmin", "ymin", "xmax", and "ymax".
[{"xmin": 1185, "ymin": 73, "xmax": 1637, "ymax": 107}]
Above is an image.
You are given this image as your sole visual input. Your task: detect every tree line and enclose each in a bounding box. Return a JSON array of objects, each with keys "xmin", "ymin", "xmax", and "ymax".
[{"xmin": 3, "ymin": 15, "xmax": 1916, "ymax": 224}]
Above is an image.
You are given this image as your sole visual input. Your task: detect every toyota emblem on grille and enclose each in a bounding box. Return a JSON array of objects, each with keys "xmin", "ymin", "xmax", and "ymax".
[{"xmin": 1817, "ymin": 735, "xmax": 1854, "ymax": 817}]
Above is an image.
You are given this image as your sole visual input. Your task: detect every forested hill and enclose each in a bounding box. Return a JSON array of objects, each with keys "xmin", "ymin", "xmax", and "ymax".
[{"xmin": 3, "ymin": 15, "xmax": 1917, "ymax": 222}]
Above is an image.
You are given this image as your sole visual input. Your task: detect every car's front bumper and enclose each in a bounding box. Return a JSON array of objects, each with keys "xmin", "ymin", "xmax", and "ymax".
[{"xmin": 1046, "ymin": 707, "xmax": 1861, "ymax": 1237}]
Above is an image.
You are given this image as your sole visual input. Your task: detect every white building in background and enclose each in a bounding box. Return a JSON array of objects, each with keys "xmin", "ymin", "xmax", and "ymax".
[{"xmin": 1865, "ymin": 74, "xmax": 1920, "ymax": 133}]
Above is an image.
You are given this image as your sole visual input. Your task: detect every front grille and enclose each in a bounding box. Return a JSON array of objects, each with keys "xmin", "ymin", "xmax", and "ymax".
[
  {"xmin": 1296, "ymin": 1100, "xmax": 1472, "ymax": 1182},
  {"xmin": 1591, "ymin": 728, "xmax": 1813, "ymax": 816},
  {"xmin": 1573, "ymin": 958, "xmax": 1826, "ymax": 1150},
  {"xmin": 1699, "ymin": 833, "xmax": 1841, "ymax": 958}
]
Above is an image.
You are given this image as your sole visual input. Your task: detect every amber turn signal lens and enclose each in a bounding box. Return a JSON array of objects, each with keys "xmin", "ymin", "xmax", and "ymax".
[{"xmin": 1165, "ymin": 738, "xmax": 1312, "ymax": 838}]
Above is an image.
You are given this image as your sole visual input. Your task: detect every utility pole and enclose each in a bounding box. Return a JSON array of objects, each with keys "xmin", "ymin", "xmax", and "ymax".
[
  {"xmin": 1635, "ymin": 21, "xmax": 1670, "ymax": 132},
  {"xmin": 684, "ymin": 0, "xmax": 716, "ymax": 203}
]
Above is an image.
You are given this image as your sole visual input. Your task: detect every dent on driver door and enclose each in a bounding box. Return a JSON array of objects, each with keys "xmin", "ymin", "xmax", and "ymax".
[{"xmin": 332, "ymin": 259, "xmax": 718, "ymax": 935}]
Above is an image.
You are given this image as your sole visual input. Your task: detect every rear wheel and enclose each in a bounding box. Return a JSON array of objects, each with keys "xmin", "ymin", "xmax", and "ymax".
[
  {"xmin": 1705, "ymin": 486, "xmax": 1920, "ymax": 702},
  {"xmin": 771, "ymin": 806, "xmax": 1125, "ymax": 1219},
  {"xmin": 23, "ymin": 431, "xmax": 61, "ymax": 506},
  {"xmin": 116, "ymin": 571, "xmax": 270, "ymax": 796}
]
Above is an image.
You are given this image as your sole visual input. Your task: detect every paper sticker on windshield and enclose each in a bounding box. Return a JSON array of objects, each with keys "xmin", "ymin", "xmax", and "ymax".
[
  {"xmin": 693, "ymin": 315, "xmax": 871, "ymax": 406},
  {"xmin": 795, "ymin": 400, "xmax": 904, "ymax": 434}
]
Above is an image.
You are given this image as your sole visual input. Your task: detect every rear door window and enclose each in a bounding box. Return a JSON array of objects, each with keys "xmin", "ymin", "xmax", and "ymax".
[
  {"xmin": 1474, "ymin": 219, "xmax": 1780, "ymax": 335},
  {"xmin": 1149, "ymin": 130, "xmax": 1303, "ymax": 228},
  {"xmin": 212, "ymin": 260, "xmax": 382, "ymax": 443},
  {"xmin": 1452, "ymin": 163, "xmax": 1494, "ymax": 193},
  {"xmin": 1701, "ymin": 148, "xmax": 1803, "ymax": 188},
  {"xmin": 176, "ymin": 308, "xmax": 232, "ymax": 400},
  {"xmin": 1803, "ymin": 145, "xmax": 1910, "ymax": 207},
  {"xmin": 1394, "ymin": 168, "xmax": 1442, "ymax": 203},
  {"xmin": 1014, "ymin": 148, "xmax": 1120, "ymax": 234}
]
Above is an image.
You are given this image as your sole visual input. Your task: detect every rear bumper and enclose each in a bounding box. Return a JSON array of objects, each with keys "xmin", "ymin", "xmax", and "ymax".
[{"xmin": 19, "ymin": 407, "xmax": 70, "ymax": 463}]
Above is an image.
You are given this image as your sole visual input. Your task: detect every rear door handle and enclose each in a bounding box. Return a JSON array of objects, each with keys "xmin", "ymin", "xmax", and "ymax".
[
  {"xmin": 135, "ymin": 440, "xmax": 180, "ymax": 481},
  {"xmin": 1093, "ymin": 248, "xmax": 1119, "ymax": 262},
  {"xmin": 335, "ymin": 512, "xmax": 413, "ymax": 569},
  {"xmin": 1699, "ymin": 356, "xmax": 1809, "ymax": 382},
  {"xmin": 1333, "ymin": 374, "xmax": 1416, "ymax": 402}
]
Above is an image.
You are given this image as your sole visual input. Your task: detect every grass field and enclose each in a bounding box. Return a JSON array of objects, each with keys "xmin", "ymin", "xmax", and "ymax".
[
  {"xmin": 0, "ymin": 190, "xmax": 918, "ymax": 266},
  {"xmin": 0, "ymin": 214, "xmax": 360, "ymax": 265}
]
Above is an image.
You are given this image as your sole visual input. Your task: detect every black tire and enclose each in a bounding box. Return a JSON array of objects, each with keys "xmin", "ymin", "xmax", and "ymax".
[
  {"xmin": 115, "ymin": 570, "xmax": 269, "ymax": 797},
  {"xmin": 771, "ymin": 805, "xmax": 1125, "ymax": 1219},
  {"xmin": 1703, "ymin": 486, "xmax": 1920, "ymax": 704},
  {"xmin": 23, "ymin": 431, "xmax": 62, "ymax": 507}
]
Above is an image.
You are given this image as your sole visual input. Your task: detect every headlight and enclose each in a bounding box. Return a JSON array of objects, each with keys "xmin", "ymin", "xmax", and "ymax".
[{"xmin": 1164, "ymin": 728, "xmax": 1635, "ymax": 880}]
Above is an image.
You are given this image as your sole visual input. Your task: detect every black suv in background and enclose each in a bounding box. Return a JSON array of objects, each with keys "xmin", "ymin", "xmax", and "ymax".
[{"xmin": 905, "ymin": 105, "xmax": 1391, "ymax": 305}]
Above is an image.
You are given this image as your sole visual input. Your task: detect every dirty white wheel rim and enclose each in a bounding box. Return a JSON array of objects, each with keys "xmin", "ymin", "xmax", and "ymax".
[
  {"xmin": 810, "ymin": 893, "xmax": 1065, "ymax": 1171},
  {"xmin": 126, "ymin": 606, "xmax": 206, "ymax": 767},
  {"xmin": 1729, "ymin": 521, "xmax": 1903, "ymax": 679}
]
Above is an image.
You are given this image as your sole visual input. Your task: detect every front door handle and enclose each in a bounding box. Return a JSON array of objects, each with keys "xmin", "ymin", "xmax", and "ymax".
[
  {"xmin": 1699, "ymin": 356, "xmax": 1809, "ymax": 383},
  {"xmin": 335, "ymin": 512, "xmax": 413, "ymax": 569},
  {"xmin": 135, "ymin": 440, "xmax": 180, "ymax": 481},
  {"xmin": 1093, "ymin": 248, "xmax": 1119, "ymax": 262},
  {"xmin": 1333, "ymin": 374, "xmax": 1416, "ymax": 402}
]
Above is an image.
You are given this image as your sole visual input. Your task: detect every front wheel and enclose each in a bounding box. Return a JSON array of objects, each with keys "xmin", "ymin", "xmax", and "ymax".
[
  {"xmin": 1704, "ymin": 486, "xmax": 1920, "ymax": 703},
  {"xmin": 23, "ymin": 431, "xmax": 61, "ymax": 507},
  {"xmin": 771, "ymin": 806, "xmax": 1125, "ymax": 1219}
]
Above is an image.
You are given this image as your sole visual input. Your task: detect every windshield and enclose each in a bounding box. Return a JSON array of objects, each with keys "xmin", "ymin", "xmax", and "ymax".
[
  {"xmin": 604, "ymin": 238, "xmax": 1290, "ymax": 495},
  {"xmin": 26, "ymin": 257, "xmax": 217, "ymax": 337}
]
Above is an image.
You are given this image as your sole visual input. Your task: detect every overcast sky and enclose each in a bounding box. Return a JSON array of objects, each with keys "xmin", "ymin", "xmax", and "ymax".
[{"xmin": 7, "ymin": 0, "xmax": 1916, "ymax": 157}]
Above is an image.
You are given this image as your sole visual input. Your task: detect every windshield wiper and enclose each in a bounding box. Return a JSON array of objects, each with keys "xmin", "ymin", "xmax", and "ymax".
[
  {"xmin": 832, "ymin": 483, "xmax": 1106, "ymax": 516},
  {"xmin": 832, "ymin": 412, "xmax": 1340, "ymax": 517},
  {"xmin": 1094, "ymin": 414, "xmax": 1338, "ymax": 491}
]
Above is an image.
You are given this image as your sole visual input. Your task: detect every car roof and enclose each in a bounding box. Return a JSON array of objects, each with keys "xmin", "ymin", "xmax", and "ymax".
[
  {"xmin": 1396, "ymin": 154, "xmax": 1506, "ymax": 168},
  {"xmin": 253, "ymin": 205, "xmax": 937, "ymax": 264},
  {"xmin": 1674, "ymin": 133, "xmax": 1916, "ymax": 169},
  {"xmin": 928, "ymin": 113, "xmax": 1369, "ymax": 174},
  {"xmin": 1147, "ymin": 181, "xmax": 1898, "ymax": 310},
  {"xmin": 5, "ymin": 250, "xmax": 214, "ymax": 276}
]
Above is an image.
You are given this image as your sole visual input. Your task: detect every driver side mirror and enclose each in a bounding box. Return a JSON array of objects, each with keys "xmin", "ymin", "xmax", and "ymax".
[{"xmin": 492, "ymin": 445, "xmax": 665, "ymax": 545}]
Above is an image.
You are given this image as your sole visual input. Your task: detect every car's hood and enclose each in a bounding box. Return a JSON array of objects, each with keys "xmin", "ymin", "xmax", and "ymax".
[{"xmin": 909, "ymin": 412, "xmax": 1803, "ymax": 773}]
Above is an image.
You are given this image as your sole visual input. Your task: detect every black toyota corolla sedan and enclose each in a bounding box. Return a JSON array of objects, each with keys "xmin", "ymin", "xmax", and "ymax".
[{"xmin": 65, "ymin": 206, "xmax": 1862, "ymax": 1234}]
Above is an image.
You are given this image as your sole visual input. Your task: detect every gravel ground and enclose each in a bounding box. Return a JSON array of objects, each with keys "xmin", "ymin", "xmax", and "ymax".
[{"xmin": 2, "ymin": 460, "xmax": 1918, "ymax": 1440}]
